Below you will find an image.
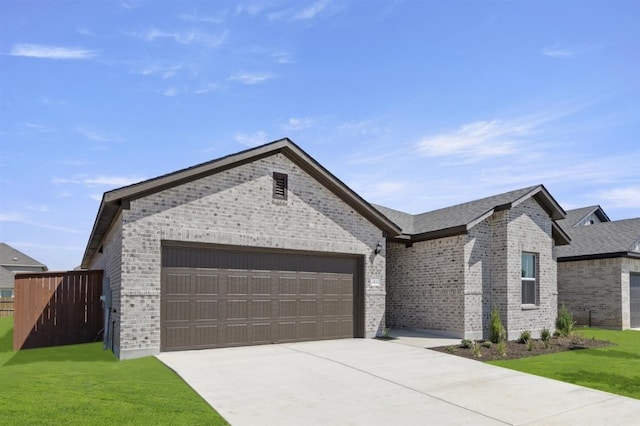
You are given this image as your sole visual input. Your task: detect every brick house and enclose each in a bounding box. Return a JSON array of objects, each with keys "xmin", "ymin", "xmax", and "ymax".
[
  {"xmin": 557, "ymin": 207, "xmax": 640, "ymax": 329},
  {"xmin": 375, "ymin": 186, "xmax": 569, "ymax": 340},
  {"xmin": 83, "ymin": 139, "xmax": 570, "ymax": 359},
  {"xmin": 82, "ymin": 139, "xmax": 400, "ymax": 359},
  {"xmin": 0, "ymin": 243, "xmax": 48, "ymax": 298}
]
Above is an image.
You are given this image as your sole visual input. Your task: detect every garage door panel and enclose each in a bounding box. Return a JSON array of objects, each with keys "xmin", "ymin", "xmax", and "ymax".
[
  {"xmin": 165, "ymin": 300, "xmax": 190, "ymax": 321},
  {"xmin": 195, "ymin": 300, "xmax": 218, "ymax": 320},
  {"xmin": 278, "ymin": 299, "xmax": 298, "ymax": 317},
  {"xmin": 227, "ymin": 300, "xmax": 249, "ymax": 320},
  {"xmin": 164, "ymin": 273, "xmax": 191, "ymax": 295},
  {"xmin": 250, "ymin": 276, "xmax": 272, "ymax": 296},
  {"xmin": 195, "ymin": 274, "xmax": 219, "ymax": 295},
  {"xmin": 226, "ymin": 324, "xmax": 249, "ymax": 344},
  {"xmin": 249, "ymin": 299, "xmax": 271, "ymax": 319},
  {"xmin": 161, "ymin": 250, "xmax": 359, "ymax": 351},
  {"xmin": 227, "ymin": 275, "xmax": 249, "ymax": 295}
]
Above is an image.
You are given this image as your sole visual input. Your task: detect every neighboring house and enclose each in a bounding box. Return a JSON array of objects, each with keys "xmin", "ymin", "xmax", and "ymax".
[
  {"xmin": 557, "ymin": 207, "xmax": 640, "ymax": 329},
  {"xmin": 0, "ymin": 243, "xmax": 48, "ymax": 297},
  {"xmin": 82, "ymin": 139, "xmax": 401, "ymax": 359},
  {"xmin": 375, "ymin": 185, "xmax": 570, "ymax": 340},
  {"xmin": 81, "ymin": 139, "xmax": 571, "ymax": 359}
]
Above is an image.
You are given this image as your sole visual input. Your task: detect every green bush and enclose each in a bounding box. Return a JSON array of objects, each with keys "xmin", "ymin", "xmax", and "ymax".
[
  {"xmin": 445, "ymin": 345, "xmax": 457, "ymax": 353},
  {"xmin": 541, "ymin": 327, "xmax": 551, "ymax": 342},
  {"xmin": 526, "ymin": 339, "xmax": 536, "ymax": 351},
  {"xmin": 556, "ymin": 304, "xmax": 575, "ymax": 337},
  {"xmin": 497, "ymin": 340, "xmax": 507, "ymax": 356},
  {"xmin": 472, "ymin": 341, "xmax": 482, "ymax": 358},
  {"xmin": 518, "ymin": 330, "xmax": 532, "ymax": 344},
  {"xmin": 489, "ymin": 306, "xmax": 506, "ymax": 343},
  {"xmin": 481, "ymin": 340, "xmax": 492, "ymax": 348},
  {"xmin": 461, "ymin": 339, "xmax": 473, "ymax": 349}
]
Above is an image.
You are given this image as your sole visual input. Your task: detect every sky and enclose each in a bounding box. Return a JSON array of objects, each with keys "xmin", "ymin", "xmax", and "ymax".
[{"xmin": 1, "ymin": 0, "xmax": 638, "ymax": 271}]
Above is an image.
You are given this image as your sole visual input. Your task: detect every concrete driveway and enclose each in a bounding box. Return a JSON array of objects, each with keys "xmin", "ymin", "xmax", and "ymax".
[{"xmin": 157, "ymin": 336, "xmax": 640, "ymax": 425}]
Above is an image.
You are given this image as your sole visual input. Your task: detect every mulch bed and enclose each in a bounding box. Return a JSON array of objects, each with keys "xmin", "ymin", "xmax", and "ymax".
[{"xmin": 430, "ymin": 334, "xmax": 614, "ymax": 361}]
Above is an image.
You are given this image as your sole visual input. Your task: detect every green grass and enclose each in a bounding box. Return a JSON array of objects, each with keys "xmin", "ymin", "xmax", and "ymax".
[
  {"xmin": 0, "ymin": 317, "xmax": 228, "ymax": 425},
  {"xmin": 489, "ymin": 328, "xmax": 640, "ymax": 399}
]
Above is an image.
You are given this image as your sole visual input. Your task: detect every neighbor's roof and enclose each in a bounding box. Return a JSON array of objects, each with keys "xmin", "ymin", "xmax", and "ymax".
[
  {"xmin": 557, "ymin": 218, "xmax": 640, "ymax": 261},
  {"xmin": 0, "ymin": 243, "xmax": 47, "ymax": 268},
  {"xmin": 81, "ymin": 138, "xmax": 402, "ymax": 268},
  {"xmin": 375, "ymin": 185, "xmax": 570, "ymax": 245},
  {"xmin": 556, "ymin": 205, "xmax": 610, "ymax": 232}
]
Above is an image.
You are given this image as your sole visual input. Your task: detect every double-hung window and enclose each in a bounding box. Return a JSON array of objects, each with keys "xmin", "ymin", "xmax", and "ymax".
[{"xmin": 521, "ymin": 253, "xmax": 537, "ymax": 305}]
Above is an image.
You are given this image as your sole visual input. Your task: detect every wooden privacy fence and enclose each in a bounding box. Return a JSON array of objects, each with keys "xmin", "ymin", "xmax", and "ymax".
[
  {"xmin": 13, "ymin": 270, "xmax": 103, "ymax": 351},
  {"xmin": 0, "ymin": 297, "xmax": 13, "ymax": 317}
]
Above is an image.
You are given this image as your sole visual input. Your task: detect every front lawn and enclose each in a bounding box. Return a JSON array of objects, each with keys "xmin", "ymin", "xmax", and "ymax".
[
  {"xmin": 0, "ymin": 317, "xmax": 228, "ymax": 425},
  {"xmin": 488, "ymin": 328, "xmax": 640, "ymax": 400}
]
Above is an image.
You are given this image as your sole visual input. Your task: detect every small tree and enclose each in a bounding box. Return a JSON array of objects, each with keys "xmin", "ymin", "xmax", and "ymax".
[
  {"xmin": 556, "ymin": 303, "xmax": 575, "ymax": 337},
  {"xmin": 489, "ymin": 306, "xmax": 506, "ymax": 343}
]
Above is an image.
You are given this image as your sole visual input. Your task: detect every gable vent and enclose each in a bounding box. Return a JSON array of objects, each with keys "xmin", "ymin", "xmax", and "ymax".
[{"xmin": 273, "ymin": 172, "xmax": 288, "ymax": 200}]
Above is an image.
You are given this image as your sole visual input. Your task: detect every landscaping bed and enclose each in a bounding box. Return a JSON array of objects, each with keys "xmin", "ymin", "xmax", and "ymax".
[{"xmin": 431, "ymin": 333, "xmax": 613, "ymax": 361}]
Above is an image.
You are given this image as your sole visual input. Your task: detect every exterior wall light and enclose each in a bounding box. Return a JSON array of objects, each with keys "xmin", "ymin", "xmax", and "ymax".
[{"xmin": 374, "ymin": 242, "xmax": 382, "ymax": 255}]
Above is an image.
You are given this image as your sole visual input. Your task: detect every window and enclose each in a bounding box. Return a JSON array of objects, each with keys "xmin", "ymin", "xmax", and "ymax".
[
  {"xmin": 521, "ymin": 253, "xmax": 537, "ymax": 305},
  {"xmin": 0, "ymin": 289, "xmax": 13, "ymax": 298},
  {"xmin": 273, "ymin": 172, "xmax": 288, "ymax": 200}
]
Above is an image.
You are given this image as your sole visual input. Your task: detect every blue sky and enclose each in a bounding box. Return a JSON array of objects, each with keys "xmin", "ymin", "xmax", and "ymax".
[{"xmin": 1, "ymin": 0, "xmax": 638, "ymax": 270}]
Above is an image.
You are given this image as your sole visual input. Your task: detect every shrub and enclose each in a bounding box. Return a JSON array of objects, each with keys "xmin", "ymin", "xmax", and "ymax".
[
  {"xmin": 526, "ymin": 338, "xmax": 536, "ymax": 351},
  {"xmin": 489, "ymin": 306, "xmax": 506, "ymax": 343},
  {"xmin": 445, "ymin": 345, "xmax": 457, "ymax": 353},
  {"xmin": 497, "ymin": 340, "xmax": 507, "ymax": 356},
  {"xmin": 461, "ymin": 339, "xmax": 473, "ymax": 349},
  {"xmin": 472, "ymin": 341, "xmax": 482, "ymax": 358},
  {"xmin": 481, "ymin": 340, "xmax": 492, "ymax": 348},
  {"xmin": 556, "ymin": 303, "xmax": 575, "ymax": 337},
  {"xmin": 541, "ymin": 327, "xmax": 551, "ymax": 343},
  {"xmin": 518, "ymin": 330, "xmax": 532, "ymax": 344}
]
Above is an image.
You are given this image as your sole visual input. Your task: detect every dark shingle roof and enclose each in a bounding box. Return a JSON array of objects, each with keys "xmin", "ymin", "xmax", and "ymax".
[
  {"xmin": 374, "ymin": 185, "xmax": 569, "ymax": 244},
  {"xmin": 556, "ymin": 205, "xmax": 610, "ymax": 232},
  {"xmin": 0, "ymin": 243, "xmax": 46, "ymax": 268},
  {"xmin": 557, "ymin": 218, "xmax": 640, "ymax": 260}
]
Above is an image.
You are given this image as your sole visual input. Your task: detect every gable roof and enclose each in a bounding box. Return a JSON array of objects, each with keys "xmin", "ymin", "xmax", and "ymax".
[
  {"xmin": 556, "ymin": 205, "xmax": 610, "ymax": 232},
  {"xmin": 81, "ymin": 138, "xmax": 402, "ymax": 268},
  {"xmin": 557, "ymin": 218, "xmax": 640, "ymax": 261},
  {"xmin": 0, "ymin": 243, "xmax": 47, "ymax": 268},
  {"xmin": 375, "ymin": 185, "xmax": 570, "ymax": 245}
]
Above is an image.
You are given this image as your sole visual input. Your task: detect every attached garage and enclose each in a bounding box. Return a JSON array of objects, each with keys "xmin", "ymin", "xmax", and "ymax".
[
  {"xmin": 631, "ymin": 273, "xmax": 640, "ymax": 328},
  {"xmin": 161, "ymin": 245, "xmax": 364, "ymax": 351}
]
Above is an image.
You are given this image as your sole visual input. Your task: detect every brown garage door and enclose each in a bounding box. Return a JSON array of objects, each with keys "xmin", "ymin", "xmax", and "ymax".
[
  {"xmin": 631, "ymin": 273, "xmax": 640, "ymax": 328},
  {"xmin": 160, "ymin": 245, "xmax": 363, "ymax": 351}
]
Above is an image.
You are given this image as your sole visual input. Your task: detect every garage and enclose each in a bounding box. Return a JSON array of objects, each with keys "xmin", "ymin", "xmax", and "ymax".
[
  {"xmin": 160, "ymin": 244, "xmax": 364, "ymax": 351},
  {"xmin": 631, "ymin": 273, "xmax": 640, "ymax": 328}
]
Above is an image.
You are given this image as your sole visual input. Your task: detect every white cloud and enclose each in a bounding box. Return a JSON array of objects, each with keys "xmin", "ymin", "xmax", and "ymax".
[
  {"xmin": 133, "ymin": 27, "xmax": 228, "ymax": 48},
  {"xmin": 23, "ymin": 122, "xmax": 55, "ymax": 133},
  {"xmin": 179, "ymin": 12, "xmax": 226, "ymax": 24},
  {"xmin": 542, "ymin": 43, "xmax": 585, "ymax": 58},
  {"xmin": 76, "ymin": 126, "xmax": 124, "ymax": 143},
  {"xmin": 163, "ymin": 87, "xmax": 179, "ymax": 97},
  {"xmin": 53, "ymin": 175, "xmax": 145, "ymax": 188},
  {"xmin": 0, "ymin": 212, "xmax": 81, "ymax": 233},
  {"xmin": 10, "ymin": 44, "xmax": 96, "ymax": 59},
  {"xmin": 282, "ymin": 117, "xmax": 312, "ymax": 131},
  {"xmin": 89, "ymin": 194, "xmax": 103, "ymax": 201},
  {"xmin": 228, "ymin": 72, "xmax": 274, "ymax": 85},
  {"xmin": 139, "ymin": 63, "xmax": 182, "ymax": 79},
  {"xmin": 339, "ymin": 120, "xmax": 386, "ymax": 136},
  {"xmin": 416, "ymin": 119, "xmax": 533, "ymax": 161},
  {"xmin": 292, "ymin": 0, "xmax": 328, "ymax": 20},
  {"xmin": 272, "ymin": 51, "xmax": 293, "ymax": 64},
  {"xmin": 598, "ymin": 186, "xmax": 640, "ymax": 209},
  {"xmin": 76, "ymin": 26, "xmax": 95, "ymax": 36},
  {"xmin": 235, "ymin": 3, "xmax": 269, "ymax": 16},
  {"xmin": 193, "ymin": 82, "xmax": 221, "ymax": 94},
  {"xmin": 235, "ymin": 131, "xmax": 268, "ymax": 147}
]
